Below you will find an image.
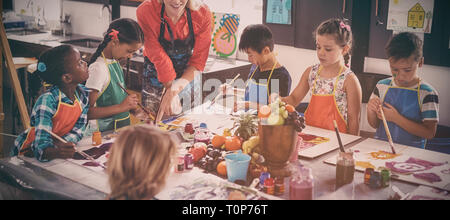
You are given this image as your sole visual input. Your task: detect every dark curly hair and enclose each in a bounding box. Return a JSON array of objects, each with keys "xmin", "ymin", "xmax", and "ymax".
[{"xmin": 29, "ymin": 45, "xmax": 74, "ymax": 97}]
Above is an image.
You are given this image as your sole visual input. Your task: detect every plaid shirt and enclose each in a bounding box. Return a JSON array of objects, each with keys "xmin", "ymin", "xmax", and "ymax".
[{"xmin": 13, "ymin": 84, "xmax": 90, "ymax": 161}]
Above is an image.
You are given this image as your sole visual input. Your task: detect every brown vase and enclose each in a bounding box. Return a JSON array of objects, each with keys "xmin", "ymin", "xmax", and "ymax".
[{"xmin": 259, "ymin": 124, "xmax": 298, "ymax": 177}]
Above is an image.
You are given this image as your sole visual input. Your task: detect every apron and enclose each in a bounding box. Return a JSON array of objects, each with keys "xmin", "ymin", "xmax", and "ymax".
[
  {"xmin": 96, "ymin": 53, "xmax": 130, "ymax": 132},
  {"xmin": 244, "ymin": 62, "xmax": 277, "ymax": 106},
  {"xmin": 304, "ymin": 66, "xmax": 348, "ymax": 133},
  {"xmin": 142, "ymin": 3, "xmax": 201, "ymax": 114},
  {"xmin": 375, "ymin": 80, "xmax": 425, "ymax": 148},
  {"xmin": 19, "ymin": 91, "xmax": 83, "ymax": 156}
]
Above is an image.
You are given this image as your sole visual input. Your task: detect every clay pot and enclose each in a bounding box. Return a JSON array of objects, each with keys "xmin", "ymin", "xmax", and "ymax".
[{"xmin": 259, "ymin": 124, "xmax": 298, "ymax": 176}]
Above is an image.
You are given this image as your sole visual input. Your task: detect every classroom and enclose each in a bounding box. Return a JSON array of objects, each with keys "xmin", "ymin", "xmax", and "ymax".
[{"xmin": 1, "ymin": 0, "xmax": 449, "ymax": 205}]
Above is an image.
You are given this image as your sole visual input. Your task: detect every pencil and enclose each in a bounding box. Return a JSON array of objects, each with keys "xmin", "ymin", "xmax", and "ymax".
[
  {"xmin": 333, "ymin": 120, "xmax": 345, "ymax": 153},
  {"xmin": 379, "ymin": 105, "xmax": 396, "ymax": 154}
]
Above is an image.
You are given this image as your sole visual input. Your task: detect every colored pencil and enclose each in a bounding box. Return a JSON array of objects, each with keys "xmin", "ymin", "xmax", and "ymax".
[
  {"xmin": 379, "ymin": 105, "xmax": 397, "ymax": 154},
  {"xmin": 333, "ymin": 120, "xmax": 345, "ymax": 153}
]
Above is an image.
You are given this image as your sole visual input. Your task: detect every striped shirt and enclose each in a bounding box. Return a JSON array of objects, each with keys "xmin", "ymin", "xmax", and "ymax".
[
  {"xmin": 13, "ymin": 85, "xmax": 90, "ymax": 161},
  {"xmin": 370, "ymin": 77, "xmax": 439, "ymax": 122}
]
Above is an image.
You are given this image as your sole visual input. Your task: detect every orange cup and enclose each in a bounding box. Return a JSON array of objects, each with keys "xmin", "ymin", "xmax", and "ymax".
[{"xmin": 92, "ymin": 131, "xmax": 102, "ymax": 146}]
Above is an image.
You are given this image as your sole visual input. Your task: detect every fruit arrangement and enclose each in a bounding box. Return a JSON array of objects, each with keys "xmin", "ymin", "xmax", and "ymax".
[
  {"xmin": 259, "ymin": 98, "xmax": 306, "ymax": 132},
  {"xmin": 233, "ymin": 113, "xmax": 258, "ymax": 141}
]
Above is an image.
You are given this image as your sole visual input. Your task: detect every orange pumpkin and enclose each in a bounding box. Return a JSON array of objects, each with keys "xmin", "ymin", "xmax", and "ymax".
[
  {"xmin": 211, "ymin": 135, "xmax": 226, "ymax": 148},
  {"xmin": 225, "ymin": 136, "xmax": 242, "ymax": 151}
]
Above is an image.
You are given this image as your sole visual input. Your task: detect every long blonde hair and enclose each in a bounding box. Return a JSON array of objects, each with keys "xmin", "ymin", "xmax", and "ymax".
[
  {"xmin": 157, "ymin": 0, "xmax": 202, "ymax": 11},
  {"xmin": 107, "ymin": 124, "xmax": 178, "ymax": 200}
]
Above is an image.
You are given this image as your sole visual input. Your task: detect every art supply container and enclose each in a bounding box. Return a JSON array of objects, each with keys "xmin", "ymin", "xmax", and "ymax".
[
  {"xmin": 264, "ymin": 178, "xmax": 275, "ymax": 195},
  {"xmin": 364, "ymin": 168, "xmax": 374, "ymax": 185},
  {"xmin": 184, "ymin": 123, "xmax": 194, "ymax": 134},
  {"xmin": 381, "ymin": 169, "xmax": 390, "ymax": 187},
  {"xmin": 259, "ymin": 172, "xmax": 271, "ymax": 188},
  {"xmin": 289, "ymin": 166, "xmax": 314, "ymax": 200},
  {"xmin": 184, "ymin": 153, "xmax": 194, "ymax": 170},
  {"xmin": 175, "ymin": 155, "xmax": 185, "ymax": 173},
  {"xmin": 225, "ymin": 151, "xmax": 251, "ymax": 183},
  {"xmin": 275, "ymin": 177, "xmax": 285, "ymax": 196},
  {"xmin": 92, "ymin": 131, "xmax": 102, "ymax": 146},
  {"xmin": 336, "ymin": 151, "xmax": 355, "ymax": 189}
]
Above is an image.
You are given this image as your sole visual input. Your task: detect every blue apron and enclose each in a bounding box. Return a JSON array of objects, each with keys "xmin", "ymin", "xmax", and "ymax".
[
  {"xmin": 375, "ymin": 80, "xmax": 425, "ymax": 148},
  {"xmin": 142, "ymin": 3, "xmax": 201, "ymax": 114},
  {"xmin": 244, "ymin": 62, "xmax": 277, "ymax": 105}
]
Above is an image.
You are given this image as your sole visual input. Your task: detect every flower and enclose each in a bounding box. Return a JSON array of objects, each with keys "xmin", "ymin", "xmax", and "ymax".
[{"xmin": 37, "ymin": 62, "xmax": 47, "ymax": 72}]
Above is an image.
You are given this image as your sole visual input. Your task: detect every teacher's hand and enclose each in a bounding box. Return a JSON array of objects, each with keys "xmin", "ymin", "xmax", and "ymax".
[{"xmin": 157, "ymin": 79, "xmax": 188, "ymax": 121}]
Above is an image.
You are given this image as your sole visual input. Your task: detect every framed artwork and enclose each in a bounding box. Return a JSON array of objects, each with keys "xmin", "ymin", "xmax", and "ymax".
[{"xmin": 265, "ymin": 0, "xmax": 292, "ymax": 25}]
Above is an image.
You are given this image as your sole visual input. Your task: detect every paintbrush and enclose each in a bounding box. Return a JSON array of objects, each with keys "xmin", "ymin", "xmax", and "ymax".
[
  {"xmin": 155, "ymin": 87, "xmax": 167, "ymax": 125},
  {"xmin": 116, "ymin": 82, "xmax": 156, "ymax": 121},
  {"xmin": 209, "ymin": 74, "xmax": 241, "ymax": 108},
  {"xmin": 379, "ymin": 105, "xmax": 397, "ymax": 154},
  {"xmin": 333, "ymin": 120, "xmax": 345, "ymax": 153},
  {"xmin": 42, "ymin": 128, "xmax": 106, "ymax": 169}
]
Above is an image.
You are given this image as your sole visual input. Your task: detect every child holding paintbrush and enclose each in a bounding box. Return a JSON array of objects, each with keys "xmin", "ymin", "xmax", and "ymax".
[
  {"xmin": 367, "ymin": 32, "xmax": 439, "ymax": 149},
  {"xmin": 86, "ymin": 18, "xmax": 147, "ymax": 132},
  {"xmin": 218, "ymin": 24, "xmax": 292, "ymax": 112},
  {"xmin": 12, "ymin": 45, "xmax": 90, "ymax": 161}
]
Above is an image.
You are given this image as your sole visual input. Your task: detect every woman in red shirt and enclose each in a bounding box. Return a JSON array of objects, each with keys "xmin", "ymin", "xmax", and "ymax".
[{"xmin": 137, "ymin": 0, "xmax": 211, "ymax": 120}]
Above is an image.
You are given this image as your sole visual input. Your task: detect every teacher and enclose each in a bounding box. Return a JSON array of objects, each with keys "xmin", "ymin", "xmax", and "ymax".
[{"xmin": 137, "ymin": 0, "xmax": 212, "ymax": 120}]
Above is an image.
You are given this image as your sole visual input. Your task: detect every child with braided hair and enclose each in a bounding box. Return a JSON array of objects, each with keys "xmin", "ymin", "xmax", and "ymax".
[
  {"xmin": 277, "ymin": 18, "xmax": 362, "ymax": 135},
  {"xmin": 86, "ymin": 18, "xmax": 146, "ymax": 132}
]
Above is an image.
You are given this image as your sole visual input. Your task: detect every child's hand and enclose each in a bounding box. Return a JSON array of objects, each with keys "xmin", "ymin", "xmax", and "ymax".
[
  {"xmin": 368, "ymin": 97, "xmax": 382, "ymax": 114},
  {"xmin": 131, "ymin": 107, "xmax": 150, "ymax": 122},
  {"xmin": 381, "ymin": 103, "xmax": 399, "ymax": 123},
  {"xmin": 121, "ymin": 94, "xmax": 139, "ymax": 111}
]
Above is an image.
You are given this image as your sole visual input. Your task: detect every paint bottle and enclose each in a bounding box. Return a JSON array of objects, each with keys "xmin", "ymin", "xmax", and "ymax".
[
  {"xmin": 184, "ymin": 123, "xmax": 194, "ymax": 134},
  {"xmin": 274, "ymin": 177, "xmax": 285, "ymax": 196},
  {"xmin": 92, "ymin": 131, "xmax": 102, "ymax": 146},
  {"xmin": 364, "ymin": 168, "xmax": 374, "ymax": 185},
  {"xmin": 289, "ymin": 166, "xmax": 314, "ymax": 200},
  {"xmin": 175, "ymin": 155, "xmax": 185, "ymax": 173},
  {"xmin": 259, "ymin": 172, "xmax": 270, "ymax": 188},
  {"xmin": 263, "ymin": 178, "xmax": 275, "ymax": 195},
  {"xmin": 184, "ymin": 153, "xmax": 194, "ymax": 170},
  {"xmin": 369, "ymin": 171, "xmax": 382, "ymax": 189},
  {"xmin": 381, "ymin": 169, "xmax": 390, "ymax": 187},
  {"xmin": 336, "ymin": 151, "xmax": 355, "ymax": 189}
]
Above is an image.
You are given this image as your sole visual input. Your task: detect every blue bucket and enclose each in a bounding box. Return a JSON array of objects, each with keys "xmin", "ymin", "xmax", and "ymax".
[{"xmin": 225, "ymin": 151, "xmax": 251, "ymax": 183}]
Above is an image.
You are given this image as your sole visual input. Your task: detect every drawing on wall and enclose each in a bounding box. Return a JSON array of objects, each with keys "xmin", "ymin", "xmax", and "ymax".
[
  {"xmin": 210, "ymin": 12, "xmax": 240, "ymax": 59},
  {"xmin": 266, "ymin": 0, "xmax": 292, "ymax": 25},
  {"xmin": 298, "ymin": 133, "xmax": 330, "ymax": 150},
  {"xmin": 387, "ymin": 0, "xmax": 434, "ymax": 33}
]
